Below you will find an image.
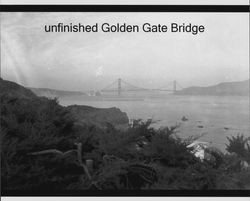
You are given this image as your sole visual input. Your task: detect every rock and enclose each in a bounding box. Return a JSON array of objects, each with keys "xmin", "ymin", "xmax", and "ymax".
[
  {"xmin": 67, "ymin": 105, "xmax": 129, "ymax": 129},
  {"xmin": 181, "ymin": 116, "xmax": 188, "ymax": 121}
]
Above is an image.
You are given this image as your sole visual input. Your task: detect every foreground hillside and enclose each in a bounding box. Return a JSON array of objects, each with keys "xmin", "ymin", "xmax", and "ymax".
[
  {"xmin": 175, "ymin": 80, "xmax": 249, "ymax": 96},
  {"xmin": 0, "ymin": 78, "xmax": 36, "ymax": 98},
  {"xmin": 1, "ymin": 78, "xmax": 250, "ymax": 194}
]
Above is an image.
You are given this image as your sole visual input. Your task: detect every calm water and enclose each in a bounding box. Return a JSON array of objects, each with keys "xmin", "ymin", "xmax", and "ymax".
[{"xmin": 59, "ymin": 93, "xmax": 249, "ymax": 151}]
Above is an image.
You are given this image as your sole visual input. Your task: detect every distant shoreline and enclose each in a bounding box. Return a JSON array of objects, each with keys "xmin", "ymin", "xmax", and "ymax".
[{"xmin": 175, "ymin": 79, "xmax": 249, "ymax": 96}]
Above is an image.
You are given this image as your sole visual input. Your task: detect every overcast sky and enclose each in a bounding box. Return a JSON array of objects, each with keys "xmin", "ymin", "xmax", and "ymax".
[{"xmin": 1, "ymin": 12, "xmax": 249, "ymax": 91}]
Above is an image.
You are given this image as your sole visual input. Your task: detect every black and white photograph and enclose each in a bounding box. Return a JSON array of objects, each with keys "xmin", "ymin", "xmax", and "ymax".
[{"xmin": 0, "ymin": 5, "xmax": 249, "ymax": 196}]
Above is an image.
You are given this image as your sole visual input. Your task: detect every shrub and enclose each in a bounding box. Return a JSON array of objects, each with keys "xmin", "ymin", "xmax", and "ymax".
[
  {"xmin": 226, "ymin": 134, "xmax": 250, "ymax": 163},
  {"xmin": 1, "ymin": 95, "xmax": 79, "ymax": 191}
]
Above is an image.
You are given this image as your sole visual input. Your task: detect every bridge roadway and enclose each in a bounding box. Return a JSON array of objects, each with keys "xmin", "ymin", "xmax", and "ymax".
[
  {"xmin": 94, "ymin": 78, "xmax": 182, "ymax": 95},
  {"xmin": 100, "ymin": 88, "xmax": 175, "ymax": 92}
]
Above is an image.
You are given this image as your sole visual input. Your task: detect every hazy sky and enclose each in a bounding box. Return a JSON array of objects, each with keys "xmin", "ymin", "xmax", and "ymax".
[{"xmin": 1, "ymin": 12, "xmax": 249, "ymax": 91}]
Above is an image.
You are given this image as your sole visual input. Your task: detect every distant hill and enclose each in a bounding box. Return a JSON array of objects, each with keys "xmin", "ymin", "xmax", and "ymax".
[
  {"xmin": 175, "ymin": 80, "xmax": 249, "ymax": 96},
  {"xmin": 0, "ymin": 78, "xmax": 36, "ymax": 99},
  {"xmin": 29, "ymin": 87, "xmax": 86, "ymax": 98}
]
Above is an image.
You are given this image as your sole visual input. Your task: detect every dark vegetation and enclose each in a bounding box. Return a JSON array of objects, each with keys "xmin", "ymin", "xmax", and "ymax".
[{"xmin": 1, "ymin": 78, "xmax": 250, "ymax": 193}]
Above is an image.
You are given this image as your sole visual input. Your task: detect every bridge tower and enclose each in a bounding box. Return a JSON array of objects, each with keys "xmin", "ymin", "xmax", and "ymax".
[
  {"xmin": 173, "ymin": 80, "xmax": 177, "ymax": 93},
  {"xmin": 118, "ymin": 78, "xmax": 121, "ymax": 96}
]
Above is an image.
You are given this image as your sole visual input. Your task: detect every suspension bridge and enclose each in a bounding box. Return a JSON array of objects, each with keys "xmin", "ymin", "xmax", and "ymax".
[{"xmin": 99, "ymin": 78, "xmax": 183, "ymax": 96}]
